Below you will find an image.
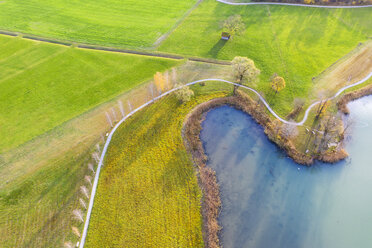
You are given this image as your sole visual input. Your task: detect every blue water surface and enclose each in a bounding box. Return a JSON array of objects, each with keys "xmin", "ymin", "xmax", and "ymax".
[{"xmin": 200, "ymin": 97, "xmax": 372, "ymax": 248}]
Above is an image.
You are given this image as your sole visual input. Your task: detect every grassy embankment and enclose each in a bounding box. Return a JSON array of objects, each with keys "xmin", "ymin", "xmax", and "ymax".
[
  {"xmin": 85, "ymin": 83, "xmax": 233, "ymax": 248},
  {"xmin": 0, "ymin": 0, "xmax": 197, "ymax": 48},
  {"xmin": 0, "ymin": 34, "xmax": 179, "ymax": 153},
  {"xmin": 159, "ymin": 0, "xmax": 371, "ymax": 115},
  {"xmin": 0, "ymin": 34, "xmax": 180, "ymax": 247}
]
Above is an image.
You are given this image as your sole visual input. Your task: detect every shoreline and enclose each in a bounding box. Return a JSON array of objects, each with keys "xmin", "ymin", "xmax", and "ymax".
[
  {"xmin": 182, "ymin": 89, "xmax": 352, "ymax": 247},
  {"xmin": 338, "ymin": 84, "xmax": 372, "ymax": 114}
]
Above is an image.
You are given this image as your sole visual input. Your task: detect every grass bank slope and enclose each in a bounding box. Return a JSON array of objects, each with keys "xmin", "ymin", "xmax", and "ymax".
[
  {"xmin": 0, "ymin": 0, "xmax": 196, "ymax": 48},
  {"xmin": 0, "ymin": 35, "xmax": 179, "ymax": 152},
  {"xmin": 0, "ymin": 78, "xmax": 172, "ymax": 248},
  {"xmin": 85, "ymin": 84, "xmax": 231, "ymax": 248},
  {"xmin": 159, "ymin": 0, "xmax": 370, "ymax": 114},
  {"xmin": 0, "ymin": 62, "xmax": 229, "ymax": 248}
]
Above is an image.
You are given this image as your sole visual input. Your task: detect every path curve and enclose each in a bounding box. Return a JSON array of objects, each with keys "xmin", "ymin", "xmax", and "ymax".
[
  {"xmin": 79, "ymin": 71, "xmax": 372, "ymax": 248},
  {"xmin": 216, "ymin": 0, "xmax": 372, "ymax": 8}
]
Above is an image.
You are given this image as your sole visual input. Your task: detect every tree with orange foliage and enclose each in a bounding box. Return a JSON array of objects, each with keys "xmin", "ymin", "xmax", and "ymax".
[
  {"xmin": 154, "ymin": 72, "xmax": 166, "ymax": 93},
  {"xmin": 271, "ymin": 74, "xmax": 286, "ymax": 94}
]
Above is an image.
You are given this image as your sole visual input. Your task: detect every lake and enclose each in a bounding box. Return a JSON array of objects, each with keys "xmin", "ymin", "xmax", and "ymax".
[{"xmin": 200, "ymin": 97, "xmax": 372, "ymax": 248}]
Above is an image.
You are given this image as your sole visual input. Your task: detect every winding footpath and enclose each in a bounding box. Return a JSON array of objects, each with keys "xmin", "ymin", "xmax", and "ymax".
[
  {"xmin": 80, "ymin": 70, "xmax": 372, "ymax": 247},
  {"xmin": 216, "ymin": 0, "xmax": 372, "ymax": 8}
]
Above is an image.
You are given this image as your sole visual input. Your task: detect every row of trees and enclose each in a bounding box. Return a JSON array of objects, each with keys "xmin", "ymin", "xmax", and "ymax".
[
  {"xmin": 154, "ymin": 71, "xmax": 194, "ymax": 103},
  {"xmin": 231, "ymin": 55, "xmax": 346, "ymax": 156}
]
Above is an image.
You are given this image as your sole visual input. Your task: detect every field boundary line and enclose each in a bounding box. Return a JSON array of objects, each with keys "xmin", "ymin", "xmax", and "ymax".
[
  {"xmin": 216, "ymin": 0, "xmax": 372, "ymax": 8},
  {"xmin": 80, "ymin": 71, "xmax": 372, "ymax": 247},
  {"xmin": 0, "ymin": 32, "xmax": 231, "ymax": 65}
]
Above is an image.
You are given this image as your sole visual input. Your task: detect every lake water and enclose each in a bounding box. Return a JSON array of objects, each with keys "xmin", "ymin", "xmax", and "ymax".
[{"xmin": 200, "ymin": 97, "xmax": 372, "ymax": 248}]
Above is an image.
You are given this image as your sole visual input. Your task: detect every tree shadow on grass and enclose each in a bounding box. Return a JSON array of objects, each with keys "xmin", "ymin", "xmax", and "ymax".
[{"xmin": 208, "ymin": 39, "xmax": 228, "ymax": 58}]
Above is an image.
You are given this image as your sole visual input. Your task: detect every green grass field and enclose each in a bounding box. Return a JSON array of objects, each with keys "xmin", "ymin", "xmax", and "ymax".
[
  {"xmin": 85, "ymin": 84, "xmax": 232, "ymax": 248},
  {"xmin": 0, "ymin": 0, "xmax": 371, "ymax": 247},
  {"xmin": 159, "ymin": 0, "xmax": 370, "ymax": 114},
  {"xmin": 0, "ymin": 138, "xmax": 95, "ymax": 247},
  {"xmin": 0, "ymin": 34, "xmax": 182, "ymax": 247},
  {"xmin": 0, "ymin": 0, "xmax": 197, "ymax": 48},
  {"xmin": 0, "ymin": 34, "xmax": 179, "ymax": 152}
]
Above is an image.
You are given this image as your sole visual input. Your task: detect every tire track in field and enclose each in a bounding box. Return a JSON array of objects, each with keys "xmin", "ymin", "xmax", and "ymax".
[
  {"xmin": 0, "ymin": 49, "xmax": 67, "ymax": 84},
  {"xmin": 266, "ymin": 5, "xmax": 294, "ymax": 99}
]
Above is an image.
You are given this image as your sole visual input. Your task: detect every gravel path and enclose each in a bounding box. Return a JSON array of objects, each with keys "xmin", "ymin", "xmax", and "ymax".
[
  {"xmin": 216, "ymin": 0, "xmax": 372, "ymax": 8},
  {"xmin": 79, "ymin": 71, "xmax": 372, "ymax": 248}
]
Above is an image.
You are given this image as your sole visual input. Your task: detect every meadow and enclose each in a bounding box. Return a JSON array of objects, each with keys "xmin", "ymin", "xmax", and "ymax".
[
  {"xmin": 0, "ymin": 0, "xmax": 371, "ymax": 247},
  {"xmin": 159, "ymin": 0, "xmax": 371, "ymax": 114},
  {"xmin": 0, "ymin": 60, "xmax": 230, "ymax": 248},
  {"xmin": 85, "ymin": 84, "xmax": 232, "ymax": 248},
  {"xmin": 0, "ymin": 34, "xmax": 179, "ymax": 152},
  {"xmin": 0, "ymin": 78, "xmax": 170, "ymax": 248},
  {"xmin": 0, "ymin": 0, "xmax": 197, "ymax": 48},
  {"xmin": 0, "ymin": 34, "xmax": 179, "ymax": 247}
]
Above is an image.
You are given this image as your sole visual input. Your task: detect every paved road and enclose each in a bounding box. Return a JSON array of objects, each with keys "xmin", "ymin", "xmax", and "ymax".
[
  {"xmin": 79, "ymin": 71, "xmax": 372, "ymax": 248},
  {"xmin": 216, "ymin": 0, "xmax": 372, "ymax": 8}
]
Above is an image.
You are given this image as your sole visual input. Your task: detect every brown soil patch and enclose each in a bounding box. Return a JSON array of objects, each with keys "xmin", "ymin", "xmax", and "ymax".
[{"xmin": 313, "ymin": 41, "xmax": 372, "ymax": 98}]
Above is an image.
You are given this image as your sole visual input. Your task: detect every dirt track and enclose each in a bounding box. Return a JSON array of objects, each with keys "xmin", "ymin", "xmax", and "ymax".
[{"xmin": 0, "ymin": 31, "xmax": 231, "ymax": 65}]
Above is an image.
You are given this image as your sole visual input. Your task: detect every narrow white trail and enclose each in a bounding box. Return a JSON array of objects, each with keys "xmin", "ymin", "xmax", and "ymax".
[
  {"xmin": 79, "ymin": 70, "xmax": 372, "ymax": 248},
  {"xmin": 216, "ymin": 0, "xmax": 372, "ymax": 8}
]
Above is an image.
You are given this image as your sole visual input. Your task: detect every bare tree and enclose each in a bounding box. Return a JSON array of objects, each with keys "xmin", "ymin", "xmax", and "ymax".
[
  {"xmin": 164, "ymin": 71, "xmax": 170, "ymax": 90},
  {"xmin": 315, "ymin": 100, "xmax": 329, "ymax": 120},
  {"xmin": 88, "ymin": 163, "xmax": 95, "ymax": 174},
  {"xmin": 287, "ymin": 98, "xmax": 305, "ymax": 120},
  {"xmin": 84, "ymin": 175, "xmax": 92, "ymax": 186},
  {"xmin": 105, "ymin": 112, "xmax": 113, "ymax": 127},
  {"xmin": 72, "ymin": 209, "xmax": 84, "ymax": 223},
  {"xmin": 92, "ymin": 152, "xmax": 100, "ymax": 164},
  {"xmin": 118, "ymin": 100, "xmax": 125, "ymax": 118},
  {"xmin": 72, "ymin": 226, "xmax": 81, "ymax": 237},
  {"xmin": 314, "ymin": 116, "xmax": 339, "ymax": 153},
  {"xmin": 64, "ymin": 241, "xmax": 74, "ymax": 248},
  {"xmin": 79, "ymin": 198, "xmax": 87, "ymax": 210},
  {"xmin": 80, "ymin": 186, "xmax": 89, "ymax": 199},
  {"xmin": 149, "ymin": 83, "xmax": 155, "ymax": 100},
  {"xmin": 281, "ymin": 123, "xmax": 299, "ymax": 139},
  {"xmin": 172, "ymin": 68, "xmax": 177, "ymax": 84}
]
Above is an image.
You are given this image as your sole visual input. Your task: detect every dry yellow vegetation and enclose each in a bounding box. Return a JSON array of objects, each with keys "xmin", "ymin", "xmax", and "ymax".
[
  {"xmin": 85, "ymin": 85, "xmax": 231, "ymax": 248},
  {"xmin": 313, "ymin": 40, "xmax": 372, "ymax": 99}
]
